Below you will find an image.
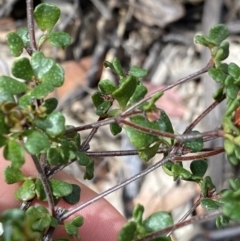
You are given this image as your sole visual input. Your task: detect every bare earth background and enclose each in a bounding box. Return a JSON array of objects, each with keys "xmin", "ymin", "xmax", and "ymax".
[{"xmin": 1, "ymin": 0, "xmax": 240, "ymax": 240}]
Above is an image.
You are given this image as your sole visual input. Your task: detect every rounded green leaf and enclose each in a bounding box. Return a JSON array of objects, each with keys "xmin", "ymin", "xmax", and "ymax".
[
  {"xmin": 12, "ymin": 57, "xmax": 34, "ymax": 81},
  {"xmin": 113, "ymin": 57, "xmax": 124, "ymax": 77},
  {"xmin": 35, "ymin": 178, "xmax": 46, "ymax": 201},
  {"xmin": 4, "ymin": 140, "xmax": 24, "ymax": 168},
  {"xmin": 45, "ymin": 111, "xmax": 65, "ymax": 138},
  {"xmin": 31, "ymin": 82, "xmax": 53, "ymax": 99},
  {"xmin": 209, "ymin": 24, "xmax": 229, "ymax": 44},
  {"xmin": 216, "ymin": 215, "xmax": 230, "ymax": 229},
  {"xmin": 228, "ymin": 62, "xmax": 240, "ymax": 79},
  {"xmin": 48, "ymin": 31, "xmax": 71, "ymax": 48},
  {"xmin": 31, "ymin": 51, "xmax": 54, "ymax": 79},
  {"xmin": 6, "ymin": 32, "xmax": 24, "ymax": 57},
  {"xmin": 92, "ymin": 91, "xmax": 104, "ymax": 108},
  {"xmin": 84, "ymin": 159, "xmax": 94, "ymax": 180},
  {"xmin": 50, "ymin": 179, "xmax": 73, "ymax": 198},
  {"xmin": 200, "ymin": 176, "xmax": 216, "ymax": 197},
  {"xmin": 139, "ymin": 142, "xmax": 160, "ymax": 162},
  {"xmin": 171, "ymin": 164, "xmax": 192, "ymax": 180},
  {"xmin": 194, "ymin": 34, "xmax": 218, "ymax": 48},
  {"xmin": 63, "ymin": 184, "xmax": 81, "ymax": 205},
  {"xmin": 96, "ymin": 101, "xmax": 111, "ymax": 116},
  {"xmin": 224, "ymin": 139, "xmax": 235, "ymax": 155},
  {"xmin": 42, "ymin": 98, "xmax": 58, "ymax": 114},
  {"xmin": 19, "ymin": 94, "xmax": 33, "ymax": 107},
  {"xmin": 201, "ymin": 198, "xmax": 219, "ymax": 210},
  {"xmin": 24, "ymin": 130, "xmax": 50, "ymax": 155},
  {"xmin": 129, "ymin": 66, "xmax": 148, "ymax": 78},
  {"xmin": 32, "ymin": 215, "xmax": 51, "ymax": 232},
  {"xmin": 208, "ymin": 67, "xmax": 227, "ymax": 83},
  {"xmin": 226, "ymin": 84, "xmax": 239, "ymax": 100},
  {"xmin": 64, "ymin": 222, "xmax": 79, "ymax": 236},
  {"xmin": 110, "ymin": 122, "xmax": 122, "ymax": 136},
  {"xmin": 183, "ymin": 130, "xmax": 203, "ymax": 152},
  {"xmin": 17, "ymin": 27, "xmax": 30, "ymax": 47},
  {"xmin": 0, "ymin": 76, "xmax": 28, "ymax": 95},
  {"xmin": 118, "ymin": 221, "xmax": 137, "ymax": 241},
  {"xmin": 34, "ymin": 3, "xmax": 60, "ymax": 33},
  {"xmin": 47, "ymin": 148, "xmax": 65, "ymax": 165},
  {"xmin": 4, "ymin": 165, "xmax": 25, "ymax": 184},
  {"xmin": 124, "ymin": 115, "xmax": 159, "ymax": 150},
  {"xmin": 98, "ymin": 79, "xmax": 117, "ymax": 94},
  {"xmin": 190, "ymin": 159, "xmax": 208, "ymax": 177},
  {"xmin": 143, "ymin": 211, "xmax": 173, "ymax": 232},
  {"xmin": 71, "ymin": 216, "xmax": 84, "ymax": 227},
  {"xmin": 15, "ymin": 179, "xmax": 36, "ymax": 201},
  {"xmin": 214, "ymin": 41, "xmax": 229, "ymax": 64},
  {"xmin": 130, "ymin": 84, "xmax": 148, "ymax": 104},
  {"xmin": 113, "ymin": 75, "xmax": 138, "ymax": 109},
  {"xmin": 42, "ymin": 63, "xmax": 64, "ymax": 88},
  {"xmin": 76, "ymin": 152, "xmax": 90, "ymax": 166}
]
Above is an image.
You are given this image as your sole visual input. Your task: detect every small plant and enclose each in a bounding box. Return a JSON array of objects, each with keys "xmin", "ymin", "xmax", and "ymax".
[{"xmin": 1, "ymin": 1, "xmax": 240, "ymax": 241}]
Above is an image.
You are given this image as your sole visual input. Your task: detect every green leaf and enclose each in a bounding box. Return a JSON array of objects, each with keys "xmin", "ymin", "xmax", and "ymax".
[
  {"xmin": 226, "ymin": 84, "xmax": 239, "ymax": 100},
  {"xmin": 0, "ymin": 113, "xmax": 9, "ymax": 135},
  {"xmin": 224, "ymin": 138, "xmax": 235, "ymax": 155},
  {"xmin": 15, "ymin": 179, "xmax": 36, "ymax": 201},
  {"xmin": 12, "ymin": 58, "xmax": 34, "ymax": 81},
  {"xmin": 24, "ymin": 130, "xmax": 50, "ymax": 155},
  {"xmin": 171, "ymin": 164, "xmax": 192, "ymax": 180},
  {"xmin": 194, "ymin": 34, "xmax": 218, "ymax": 48},
  {"xmin": 17, "ymin": 27, "xmax": 30, "ymax": 47},
  {"xmin": 64, "ymin": 222, "xmax": 79, "ymax": 237},
  {"xmin": 42, "ymin": 63, "xmax": 64, "ymax": 88},
  {"xmin": 190, "ymin": 159, "xmax": 208, "ymax": 177},
  {"xmin": 98, "ymin": 79, "xmax": 117, "ymax": 94},
  {"xmin": 84, "ymin": 159, "xmax": 94, "ymax": 180},
  {"xmin": 183, "ymin": 130, "xmax": 203, "ymax": 152},
  {"xmin": 228, "ymin": 178, "xmax": 240, "ymax": 191},
  {"xmin": 0, "ymin": 76, "xmax": 28, "ymax": 95},
  {"xmin": 129, "ymin": 66, "xmax": 148, "ymax": 78},
  {"xmin": 42, "ymin": 98, "xmax": 58, "ymax": 114},
  {"xmin": 228, "ymin": 62, "xmax": 240, "ymax": 79},
  {"xmin": 63, "ymin": 184, "xmax": 81, "ymax": 205},
  {"xmin": 208, "ymin": 67, "xmax": 227, "ymax": 83},
  {"xmin": 110, "ymin": 122, "xmax": 122, "ymax": 136},
  {"xmin": 92, "ymin": 91, "xmax": 104, "ymax": 108},
  {"xmin": 19, "ymin": 94, "xmax": 33, "ymax": 107},
  {"xmin": 143, "ymin": 211, "xmax": 173, "ymax": 232},
  {"xmin": 48, "ymin": 31, "xmax": 71, "ymax": 48},
  {"xmin": 6, "ymin": 32, "xmax": 24, "ymax": 57},
  {"xmin": 47, "ymin": 147, "xmax": 66, "ymax": 165},
  {"xmin": 32, "ymin": 215, "xmax": 51, "ymax": 231},
  {"xmin": 31, "ymin": 51, "xmax": 54, "ymax": 79},
  {"xmin": 71, "ymin": 216, "xmax": 84, "ymax": 227},
  {"xmin": 76, "ymin": 152, "xmax": 90, "ymax": 166},
  {"xmin": 130, "ymin": 84, "xmax": 148, "ymax": 104},
  {"xmin": 214, "ymin": 41, "xmax": 229, "ymax": 65},
  {"xmin": 139, "ymin": 142, "xmax": 160, "ymax": 162},
  {"xmin": 201, "ymin": 198, "xmax": 219, "ymax": 210},
  {"xmin": 96, "ymin": 101, "xmax": 111, "ymax": 116},
  {"xmin": 133, "ymin": 204, "xmax": 144, "ymax": 224},
  {"xmin": 113, "ymin": 75, "xmax": 138, "ymax": 109},
  {"xmin": 4, "ymin": 165, "xmax": 25, "ymax": 184},
  {"xmin": 35, "ymin": 178, "xmax": 46, "ymax": 201},
  {"xmin": 0, "ymin": 91, "xmax": 14, "ymax": 104},
  {"xmin": 209, "ymin": 24, "xmax": 229, "ymax": 44},
  {"xmin": 31, "ymin": 82, "xmax": 53, "ymax": 99},
  {"xmin": 45, "ymin": 111, "xmax": 65, "ymax": 138},
  {"xmin": 50, "ymin": 179, "xmax": 73, "ymax": 198},
  {"xmin": 34, "ymin": 3, "xmax": 60, "ymax": 33},
  {"xmin": 118, "ymin": 221, "xmax": 137, "ymax": 241},
  {"xmin": 216, "ymin": 215, "xmax": 230, "ymax": 229},
  {"xmin": 4, "ymin": 140, "xmax": 24, "ymax": 168},
  {"xmin": 124, "ymin": 115, "xmax": 159, "ymax": 150},
  {"xmin": 113, "ymin": 57, "xmax": 124, "ymax": 77},
  {"xmin": 200, "ymin": 176, "xmax": 216, "ymax": 197}
]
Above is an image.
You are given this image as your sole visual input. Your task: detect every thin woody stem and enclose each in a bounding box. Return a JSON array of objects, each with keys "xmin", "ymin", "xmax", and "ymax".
[
  {"xmin": 122, "ymin": 60, "xmax": 214, "ymax": 116},
  {"xmin": 26, "ymin": 0, "xmax": 37, "ymax": 52}
]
